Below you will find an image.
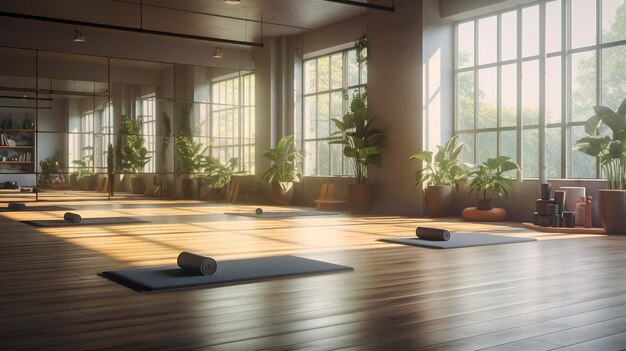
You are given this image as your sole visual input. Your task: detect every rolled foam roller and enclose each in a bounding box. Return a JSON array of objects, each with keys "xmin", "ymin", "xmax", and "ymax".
[
  {"xmin": 177, "ymin": 251, "xmax": 217, "ymax": 276},
  {"xmin": 8, "ymin": 202, "xmax": 26, "ymax": 211},
  {"xmin": 63, "ymin": 212, "xmax": 82, "ymax": 223},
  {"xmin": 415, "ymin": 226, "xmax": 451, "ymax": 241}
]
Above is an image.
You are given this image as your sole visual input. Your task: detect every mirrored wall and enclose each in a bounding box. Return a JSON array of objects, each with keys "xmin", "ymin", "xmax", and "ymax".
[{"xmin": 0, "ymin": 46, "xmax": 255, "ymax": 202}]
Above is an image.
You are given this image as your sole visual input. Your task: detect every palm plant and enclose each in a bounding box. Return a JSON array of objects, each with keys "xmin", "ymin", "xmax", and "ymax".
[
  {"xmin": 574, "ymin": 97, "xmax": 626, "ymax": 189},
  {"xmin": 410, "ymin": 135, "xmax": 467, "ymax": 189},
  {"xmin": 330, "ymin": 91, "xmax": 385, "ymax": 184},
  {"xmin": 119, "ymin": 115, "xmax": 150, "ymax": 173},
  {"xmin": 205, "ymin": 156, "xmax": 245, "ymax": 189},
  {"xmin": 175, "ymin": 135, "xmax": 206, "ymax": 177},
  {"xmin": 468, "ymin": 156, "xmax": 520, "ymax": 200},
  {"xmin": 38, "ymin": 151, "xmax": 63, "ymax": 187},
  {"xmin": 262, "ymin": 135, "xmax": 302, "ymax": 189}
]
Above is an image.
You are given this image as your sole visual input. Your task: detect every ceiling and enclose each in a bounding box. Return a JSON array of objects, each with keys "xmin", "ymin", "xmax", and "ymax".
[{"xmin": 0, "ymin": 0, "xmax": 392, "ymax": 46}]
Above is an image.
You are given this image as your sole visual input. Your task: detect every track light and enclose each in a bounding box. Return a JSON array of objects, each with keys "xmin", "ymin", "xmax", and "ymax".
[
  {"xmin": 224, "ymin": 0, "xmax": 241, "ymax": 4},
  {"xmin": 212, "ymin": 47, "xmax": 224, "ymax": 58},
  {"xmin": 73, "ymin": 28, "xmax": 86, "ymax": 42}
]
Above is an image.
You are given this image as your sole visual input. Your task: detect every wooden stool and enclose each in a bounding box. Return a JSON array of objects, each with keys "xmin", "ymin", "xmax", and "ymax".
[
  {"xmin": 461, "ymin": 207, "xmax": 507, "ymax": 222},
  {"xmin": 314, "ymin": 183, "xmax": 348, "ymax": 210}
]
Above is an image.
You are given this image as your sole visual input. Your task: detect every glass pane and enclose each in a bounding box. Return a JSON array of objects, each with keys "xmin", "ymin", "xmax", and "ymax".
[
  {"xmin": 347, "ymin": 50, "xmax": 359, "ymax": 86},
  {"xmin": 317, "ymin": 93, "xmax": 330, "ymax": 138},
  {"xmin": 330, "ymin": 143, "xmax": 343, "ymax": 175},
  {"xmin": 501, "ymin": 11, "xmax": 517, "ymax": 61},
  {"xmin": 330, "ymin": 53, "xmax": 343, "ymax": 89},
  {"xmin": 317, "ymin": 141, "xmax": 330, "ymax": 175},
  {"xmin": 457, "ymin": 21, "xmax": 475, "ymax": 68},
  {"xmin": 571, "ymin": 51, "xmax": 596, "ymax": 122},
  {"xmin": 603, "ymin": 0, "xmax": 626, "ymax": 43},
  {"xmin": 523, "ymin": 128, "xmax": 539, "ymax": 178},
  {"xmin": 477, "ymin": 131, "xmax": 497, "ymax": 163},
  {"xmin": 546, "ymin": 127, "xmax": 562, "ymax": 178},
  {"xmin": 546, "ymin": 56, "xmax": 562, "ymax": 124},
  {"xmin": 570, "ymin": 125, "xmax": 597, "ymax": 178},
  {"xmin": 304, "ymin": 141, "xmax": 316, "ymax": 175},
  {"xmin": 602, "ymin": 45, "xmax": 626, "ymax": 111},
  {"xmin": 522, "ymin": 60, "xmax": 539, "ymax": 126},
  {"xmin": 304, "ymin": 60, "xmax": 316, "ymax": 94},
  {"xmin": 572, "ymin": 0, "xmax": 597, "ymax": 48},
  {"xmin": 500, "ymin": 130, "xmax": 518, "ymax": 177},
  {"xmin": 318, "ymin": 56, "xmax": 330, "ymax": 92},
  {"xmin": 457, "ymin": 71, "xmax": 474, "ymax": 130},
  {"xmin": 522, "ymin": 6, "xmax": 539, "ymax": 57},
  {"xmin": 360, "ymin": 59, "xmax": 368, "ymax": 85},
  {"xmin": 457, "ymin": 132, "xmax": 474, "ymax": 163},
  {"xmin": 546, "ymin": 0, "xmax": 562, "ymax": 53},
  {"xmin": 478, "ymin": 67, "xmax": 497, "ymax": 129},
  {"xmin": 501, "ymin": 64, "xmax": 518, "ymax": 127},
  {"xmin": 478, "ymin": 16, "xmax": 497, "ymax": 65},
  {"xmin": 303, "ymin": 96, "xmax": 316, "ymax": 139}
]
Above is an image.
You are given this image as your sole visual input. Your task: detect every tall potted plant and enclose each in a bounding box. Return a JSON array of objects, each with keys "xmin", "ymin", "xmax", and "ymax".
[
  {"xmin": 70, "ymin": 155, "xmax": 94, "ymax": 191},
  {"xmin": 205, "ymin": 156, "xmax": 245, "ymax": 199},
  {"xmin": 410, "ymin": 136, "xmax": 466, "ymax": 217},
  {"xmin": 262, "ymin": 135, "xmax": 303, "ymax": 205},
  {"xmin": 119, "ymin": 115, "xmax": 151, "ymax": 194},
  {"xmin": 574, "ymin": 96, "xmax": 626, "ymax": 234},
  {"xmin": 330, "ymin": 91, "xmax": 385, "ymax": 214},
  {"xmin": 175, "ymin": 135, "xmax": 206, "ymax": 199}
]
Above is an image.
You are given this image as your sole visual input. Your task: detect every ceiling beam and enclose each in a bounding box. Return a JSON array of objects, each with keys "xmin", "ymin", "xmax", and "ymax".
[
  {"xmin": 321, "ymin": 0, "xmax": 395, "ymax": 12},
  {"xmin": 0, "ymin": 11, "xmax": 264, "ymax": 48}
]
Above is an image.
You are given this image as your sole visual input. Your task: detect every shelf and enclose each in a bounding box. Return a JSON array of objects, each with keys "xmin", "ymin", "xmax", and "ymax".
[
  {"xmin": 0, "ymin": 145, "xmax": 34, "ymax": 149},
  {"xmin": 0, "ymin": 129, "xmax": 35, "ymax": 132},
  {"xmin": 522, "ymin": 222, "xmax": 606, "ymax": 234},
  {"xmin": 0, "ymin": 161, "xmax": 34, "ymax": 164}
]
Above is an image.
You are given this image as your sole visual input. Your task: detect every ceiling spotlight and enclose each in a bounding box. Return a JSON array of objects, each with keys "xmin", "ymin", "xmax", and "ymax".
[
  {"xmin": 73, "ymin": 28, "xmax": 86, "ymax": 42},
  {"xmin": 224, "ymin": 0, "xmax": 241, "ymax": 4},
  {"xmin": 213, "ymin": 47, "xmax": 224, "ymax": 59}
]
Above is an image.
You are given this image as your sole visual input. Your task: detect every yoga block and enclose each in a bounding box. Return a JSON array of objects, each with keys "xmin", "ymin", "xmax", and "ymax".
[
  {"xmin": 461, "ymin": 207, "xmax": 507, "ymax": 222},
  {"xmin": 537, "ymin": 215, "xmax": 552, "ymax": 227},
  {"xmin": 537, "ymin": 200, "xmax": 558, "ymax": 215},
  {"xmin": 563, "ymin": 211, "xmax": 575, "ymax": 228},
  {"xmin": 551, "ymin": 214, "xmax": 560, "ymax": 227},
  {"xmin": 533, "ymin": 212, "xmax": 539, "ymax": 225},
  {"xmin": 541, "ymin": 183, "xmax": 552, "ymax": 200}
]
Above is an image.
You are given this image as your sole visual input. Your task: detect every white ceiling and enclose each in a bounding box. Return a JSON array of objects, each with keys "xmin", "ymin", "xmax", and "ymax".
[{"xmin": 0, "ymin": 0, "xmax": 392, "ymax": 45}]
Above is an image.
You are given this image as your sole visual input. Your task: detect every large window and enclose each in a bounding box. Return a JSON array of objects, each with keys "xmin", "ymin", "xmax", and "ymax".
[
  {"xmin": 455, "ymin": 0, "xmax": 626, "ymax": 179},
  {"xmin": 302, "ymin": 48, "xmax": 367, "ymax": 176}
]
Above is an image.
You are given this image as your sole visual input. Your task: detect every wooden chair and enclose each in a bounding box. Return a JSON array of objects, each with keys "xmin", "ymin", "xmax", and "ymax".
[{"xmin": 314, "ymin": 183, "xmax": 348, "ymax": 210}]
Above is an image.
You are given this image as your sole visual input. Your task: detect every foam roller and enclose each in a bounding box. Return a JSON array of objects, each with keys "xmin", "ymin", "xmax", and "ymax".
[
  {"xmin": 415, "ymin": 226, "xmax": 451, "ymax": 241},
  {"xmin": 63, "ymin": 212, "xmax": 82, "ymax": 223},
  {"xmin": 8, "ymin": 202, "xmax": 26, "ymax": 211},
  {"xmin": 255, "ymin": 208, "xmax": 263, "ymax": 215},
  {"xmin": 177, "ymin": 251, "xmax": 217, "ymax": 276}
]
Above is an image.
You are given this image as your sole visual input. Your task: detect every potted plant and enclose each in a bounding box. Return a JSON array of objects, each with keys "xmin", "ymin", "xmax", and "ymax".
[
  {"xmin": 330, "ymin": 92, "xmax": 385, "ymax": 214},
  {"xmin": 410, "ymin": 136, "xmax": 466, "ymax": 217},
  {"xmin": 119, "ymin": 115, "xmax": 151, "ymax": 194},
  {"xmin": 574, "ymin": 96, "xmax": 626, "ymax": 234},
  {"xmin": 175, "ymin": 135, "xmax": 206, "ymax": 199},
  {"xmin": 205, "ymin": 156, "xmax": 245, "ymax": 199},
  {"xmin": 38, "ymin": 151, "xmax": 63, "ymax": 188},
  {"xmin": 467, "ymin": 156, "xmax": 520, "ymax": 211},
  {"xmin": 262, "ymin": 134, "xmax": 303, "ymax": 205},
  {"xmin": 70, "ymin": 155, "xmax": 94, "ymax": 191}
]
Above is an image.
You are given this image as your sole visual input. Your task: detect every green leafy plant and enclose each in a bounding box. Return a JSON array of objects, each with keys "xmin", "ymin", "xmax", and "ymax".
[
  {"xmin": 574, "ymin": 97, "xmax": 626, "ymax": 189},
  {"xmin": 410, "ymin": 135, "xmax": 467, "ymax": 189},
  {"xmin": 175, "ymin": 135, "xmax": 206, "ymax": 177},
  {"xmin": 161, "ymin": 112, "xmax": 172, "ymax": 161},
  {"xmin": 468, "ymin": 156, "xmax": 520, "ymax": 199},
  {"xmin": 330, "ymin": 91, "xmax": 385, "ymax": 184},
  {"xmin": 205, "ymin": 156, "xmax": 245, "ymax": 189},
  {"xmin": 70, "ymin": 154, "xmax": 93, "ymax": 184},
  {"xmin": 354, "ymin": 35, "xmax": 368, "ymax": 68},
  {"xmin": 262, "ymin": 135, "xmax": 303, "ymax": 187},
  {"xmin": 119, "ymin": 115, "xmax": 150, "ymax": 173},
  {"xmin": 38, "ymin": 151, "xmax": 63, "ymax": 187}
]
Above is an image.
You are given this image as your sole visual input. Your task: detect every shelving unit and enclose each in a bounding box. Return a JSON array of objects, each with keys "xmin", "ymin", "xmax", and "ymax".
[{"xmin": 0, "ymin": 125, "xmax": 36, "ymax": 173}]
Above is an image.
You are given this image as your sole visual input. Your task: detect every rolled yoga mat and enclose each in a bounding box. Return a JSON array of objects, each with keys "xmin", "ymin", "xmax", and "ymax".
[
  {"xmin": 255, "ymin": 208, "xmax": 263, "ymax": 215},
  {"xmin": 415, "ymin": 226, "xmax": 451, "ymax": 241},
  {"xmin": 177, "ymin": 252, "xmax": 217, "ymax": 276},
  {"xmin": 8, "ymin": 202, "xmax": 26, "ymax": 211},
  {"xmin": 63, "ymin": 212, "xmax": 82, "ymax": 223}
]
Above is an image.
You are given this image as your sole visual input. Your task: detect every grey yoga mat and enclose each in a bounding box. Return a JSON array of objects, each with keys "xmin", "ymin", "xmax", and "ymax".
[
  {"xmin": 380, "ymin": 232, "xmax": 537, "ymax": 249},
  {"xmin": 177, "ymin": 252, "xmax": 217, "ymax": 276},
  {"xmin": 0, "ymin": 205, "xmax": 74, "ymax": 212},
  {"xmin": 99, "ymin": 255, "xmax": 353, "ymax": 292},
  {"xmin": 22, "ymin": 217, "xmax": 148, "ymax": 227},
  {"xmin": 415, "ymin": 226, "xmax": 450, "ymax": 241},
  {"xmin": 225, "ymin": 211, "xmax": 339, "ymax": 218}
]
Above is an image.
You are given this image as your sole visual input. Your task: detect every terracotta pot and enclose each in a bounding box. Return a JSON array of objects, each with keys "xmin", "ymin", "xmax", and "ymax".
[
  {"xmin": 598, "ymin": 189, "xmax": 626, "ymax": 234},
  {"xmin": 270, "ymin": 181, "xmax": 294, "ymax": 205},
  {"xmin": 130, "ymin": 176, "xmax": 146, "ymax": 194},
  {"xmin": 424, "ymin": 185, "xmax": 452, "ymax": 217},
  {"xmin": 476, "ymin": 198, "xmax": 494, "ymax": 211},
  {"xmin": 348, "ymin": 183, "xmax": 374, "ymax": 214}
]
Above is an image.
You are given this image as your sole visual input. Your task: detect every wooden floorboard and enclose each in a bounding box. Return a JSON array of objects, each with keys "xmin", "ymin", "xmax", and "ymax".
[{"xmin": 1, "ymin": 198, "xmax": 626, "ymax": 350}]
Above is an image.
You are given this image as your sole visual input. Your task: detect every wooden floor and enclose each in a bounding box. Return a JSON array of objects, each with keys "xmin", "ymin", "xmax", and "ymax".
[{"xmin": 1, "ymin": 198, "xmax": 626, "ymax": 350}]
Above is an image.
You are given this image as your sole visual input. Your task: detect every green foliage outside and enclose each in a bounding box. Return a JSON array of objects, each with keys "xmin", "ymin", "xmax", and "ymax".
[{"xmin": 118, "ymin": 115, "xmax": 150, "ymax": 173}]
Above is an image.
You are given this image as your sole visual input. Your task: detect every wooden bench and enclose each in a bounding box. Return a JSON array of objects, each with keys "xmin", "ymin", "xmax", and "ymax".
[{"xmin": 314, "ymin": 183, "xmax": 348, "ymax": 210}]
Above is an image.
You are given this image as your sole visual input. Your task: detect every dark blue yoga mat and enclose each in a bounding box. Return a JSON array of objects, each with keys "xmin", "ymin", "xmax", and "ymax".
[
  {"xmin": 225, "ymin": 211, "xmax": 339, "ymax": 218},
  {"xmin": 100, "ymin": 255, "xmax": 353, "ymax": 292},
  {"xmin": 22, "ymin": 217, "xmax": 148, "ymax": 227},
  {"xmin": 380, "ymin": 232, "xmax": 537, "ymax": 249}
]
